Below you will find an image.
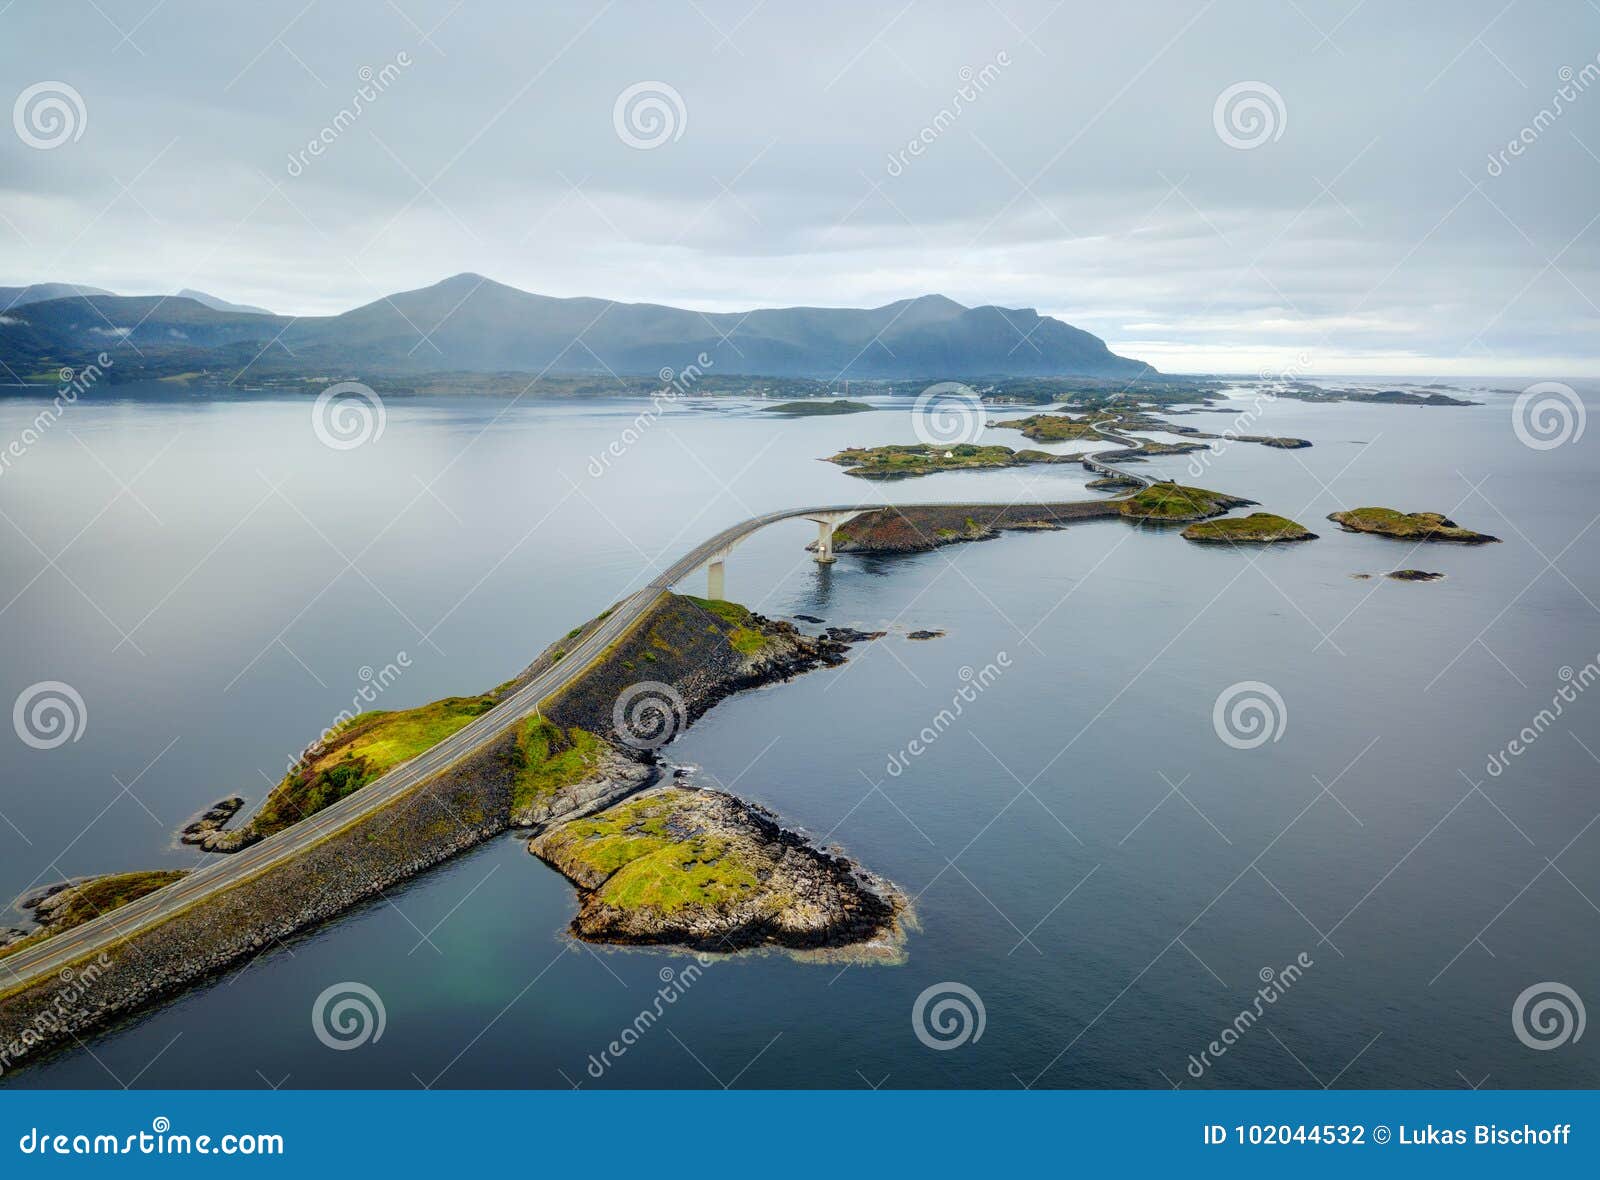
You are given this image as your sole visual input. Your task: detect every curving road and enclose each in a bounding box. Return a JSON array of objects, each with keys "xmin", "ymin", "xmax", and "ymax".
[
  {"xmin": 1, "ymin": 491, "xmax": 1134, "ymax": 996},
  {"xmin": 1080, "ymin": 423, "xmax": 1155, "ymax": 487}
]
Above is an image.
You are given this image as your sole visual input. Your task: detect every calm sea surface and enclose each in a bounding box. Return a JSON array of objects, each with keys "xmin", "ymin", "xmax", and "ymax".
[{"xmin": 1, "ymin": 378, "xmax": 1596, "ymax": 1088}]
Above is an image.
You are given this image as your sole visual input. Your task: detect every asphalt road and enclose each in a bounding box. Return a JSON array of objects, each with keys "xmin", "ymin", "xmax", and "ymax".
[{"xmin": 1, "ymin": 493, "xmax": 1124, "ymax": 994}]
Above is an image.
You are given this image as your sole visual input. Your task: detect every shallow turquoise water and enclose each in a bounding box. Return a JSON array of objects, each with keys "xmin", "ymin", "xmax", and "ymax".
[{"xmin": 1, "ymin": 380, "xmax": 1596, "ymax": 1088}]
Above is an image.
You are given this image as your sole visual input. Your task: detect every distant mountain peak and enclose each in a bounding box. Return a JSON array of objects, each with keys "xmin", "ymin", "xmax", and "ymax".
[
  {"xmin": 0, "ymin": 282, "xmax": 114, "ymax": 310},
  {"xmin": 177, "ymin": 288, "xmax": 272, "ymax": 316}
]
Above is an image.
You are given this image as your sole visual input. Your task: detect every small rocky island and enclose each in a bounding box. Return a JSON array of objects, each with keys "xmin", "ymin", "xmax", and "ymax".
[
  {"xmin": 824, "ymin": 442, "xmax": 1074, "ymax": 479},
  {"xmin": 529, "ymin": 785, "xmax": 904, "ymax": 955},
  {"xmin": 1328, "ymin": 507, "xmax": 1500, "ymax": 544},
  {"xmin": 992, "ymin": 410, "xmax": 1309, "ymax": 453},
  {"xmin": 1181, "ymin": 512, "xmax": 1318, "ymax": 544},
  {"xmin": 1117, "ymin": 482, "xmax": 1256, "ymax": 522},
  {"xmin": 763, "ymin": 398, "xmax": 873, "ymax": 416}
]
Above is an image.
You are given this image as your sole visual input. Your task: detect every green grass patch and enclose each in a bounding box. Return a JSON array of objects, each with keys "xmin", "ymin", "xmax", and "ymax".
[
  {"xmin": 1119, "ymin": 482, "xmax": 1237, "ymax": 521},
  {"xmin": 684, "ymin": 595, "xmax": 773, "ymax": 655},
  {"xmin": 47, "ymin": 871, "xmax": 187, "ymax": 930},
  {"xmin": 543, "ymin": 794, "xmax": 762, "ymax": 914},
  {"xmin": 1329, "ymin": 507, "xmax": 1498, "ymax": 542},
  {"xmin": 251, "ymin": 694, "xmax": 497, "ymax": 836},
  {"xmin": 0, "ymin": 870, "xmax": 189, "ymax": 958},
  {"xmin": 543, "ymin": 795, "xmax": 675, "ymax": 876},
  {"xmin": 684, "ymin": 595, "xmax": 754, "ymax": 625},
  {"xmin": 1182, "ymin": 513, "xmax": 1315, "ymax": 543},
  {"xmin": 993, "ymin": 413, "xmax": 1105, "ymax": 441},
  {"xmin": 599, "ymin": 837, "xmax": 761, "ymax": 912},
  {"xmin": 826, "ymin": 442, "xmax": 1022, "ymax": 479},
  {"xmin": 512, "ymin": 719, "xmax": 605, "ymax": 812}
]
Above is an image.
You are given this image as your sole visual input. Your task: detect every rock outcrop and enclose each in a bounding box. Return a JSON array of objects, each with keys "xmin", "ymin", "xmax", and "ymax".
[{"xmin": 530, "ymin": 785, "xmax": 906, "ymax": 955}]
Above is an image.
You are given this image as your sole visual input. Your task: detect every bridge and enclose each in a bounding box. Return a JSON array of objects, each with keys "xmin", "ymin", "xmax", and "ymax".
[{"xmin": 0, "ymin": 474, "xmax": 1149, "ymax": 996}]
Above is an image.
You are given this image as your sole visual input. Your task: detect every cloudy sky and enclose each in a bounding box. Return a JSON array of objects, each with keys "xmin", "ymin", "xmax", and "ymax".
[{"xmin": 2, "ymin": 0, "xmax": 1596, "ymax": 375}]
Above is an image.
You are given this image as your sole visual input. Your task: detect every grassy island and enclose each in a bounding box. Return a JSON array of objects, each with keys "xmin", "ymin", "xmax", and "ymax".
[
  {"xmin": 529, "ymin": 785, "xmax": 905, "ymax": 953},
  {"xmin": 1328, "ymin": 507, "xmax": 1500, "ymax": 544},
  {"xmin": 763, "ymin": 399, "xmax": 873, "ymax": 416},
  {"xmin": 993, "ymin": 413, "xmax": 1106, "ymax": 441},
  {"xmin": 1118, "ymin": 482, "xmax": 1254, "ymax": 522},
  {"xmin": 1182, "ymin": 513, "xmax": 1317, "ymax": 543},
  {"xmin": 825, "ymin": 442, "xmax": 1068, "ymax": 479}
]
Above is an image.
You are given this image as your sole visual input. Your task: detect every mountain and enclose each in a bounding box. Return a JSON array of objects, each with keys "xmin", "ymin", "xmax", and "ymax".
[
  {"xmin": 177, "ymin": 289, "xmax": 273, "ymax": 316},
  {"xmin": 0, "ymin": 283, "xmax": 114, "ymax": 311},
  {"xmin": 0, "ymin": 274, "xmax": 1152, "ymax": 381}
]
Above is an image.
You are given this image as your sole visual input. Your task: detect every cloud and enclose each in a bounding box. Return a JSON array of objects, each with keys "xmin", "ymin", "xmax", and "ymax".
[{"xmin": 0, "ymin": 0, "xmax": 1594, "ymax": 374}]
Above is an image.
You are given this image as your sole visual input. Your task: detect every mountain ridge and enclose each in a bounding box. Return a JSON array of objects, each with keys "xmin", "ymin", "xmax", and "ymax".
[{"xmin": 0, "ymin": 273, "xmax": 1152, "ymax": 382}]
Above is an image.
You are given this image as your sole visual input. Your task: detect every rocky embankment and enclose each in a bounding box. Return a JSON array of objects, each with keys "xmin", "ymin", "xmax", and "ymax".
[{"xmin": 0, "ymin": 593, "xmax": 901, "ymax": 1071}]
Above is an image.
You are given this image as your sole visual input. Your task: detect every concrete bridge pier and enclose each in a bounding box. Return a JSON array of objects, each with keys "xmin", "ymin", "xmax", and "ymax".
[
  {"xmin": 804, "ymin": 510, "xmax": 862, "ymax": 566},
  {"xmin": 813, "ymin": 518, "xmax": 837, "ymax": 564},
  {"xmin": 706, "ymin": 552, "xmax": 728, "ymax": 600}
]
